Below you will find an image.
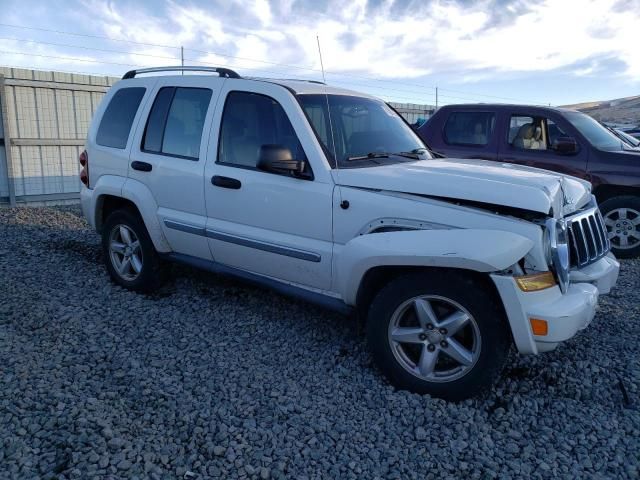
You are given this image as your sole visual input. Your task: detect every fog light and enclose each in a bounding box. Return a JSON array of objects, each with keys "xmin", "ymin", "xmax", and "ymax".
[
  {"xmin": 530, "ymin": 318, "xmax": 548, "ymax": 336},
  {"xmin": 515, "ymin": 272, "xmax": 557, "ymax": 292}
]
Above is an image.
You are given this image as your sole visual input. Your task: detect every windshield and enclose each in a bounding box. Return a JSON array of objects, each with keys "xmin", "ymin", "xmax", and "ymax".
[
  {"xmin": 297, "ymin": 94, "xmax": 428, "ymax": 168},
  {"xmin": 564, "ymin": 112, "xmax": 623, "ymax": 150}
]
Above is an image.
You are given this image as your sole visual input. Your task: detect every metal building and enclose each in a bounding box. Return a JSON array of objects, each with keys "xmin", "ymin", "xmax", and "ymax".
[
  {"xmin": 0, "ymin": 67, "xmax": 434, "ymax": 206},
  {"xmin": 388, "ymin": 102, "xmax": 434, "ymax": 126},
  {"xmin": 0, "ymin": 67, "xmax": 118, "ymax": 206}
]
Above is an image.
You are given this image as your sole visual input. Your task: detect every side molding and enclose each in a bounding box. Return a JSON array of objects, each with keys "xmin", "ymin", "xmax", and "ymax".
[
  {"xmin": 164, "ymin": 252, "xmax": 351, "ymax": 315},
  {"xmin": 164, "ymin": 220, "xmax": 322, "ymax": 263}
]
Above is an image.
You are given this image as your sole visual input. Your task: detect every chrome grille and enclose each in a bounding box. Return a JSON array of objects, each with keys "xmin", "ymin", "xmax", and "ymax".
[{"xmin": 566, "ymin": 207, "xmax": 610, "ymax": 268}]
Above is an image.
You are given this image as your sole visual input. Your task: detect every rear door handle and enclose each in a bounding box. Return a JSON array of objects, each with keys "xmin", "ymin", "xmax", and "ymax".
[
  {"xmin": 131, "ymin": 161, "xmax": 152, "ymax": 172},
  {"xmin": 212, "ymin": 175, "xmax": 241, "ymax": 189}
]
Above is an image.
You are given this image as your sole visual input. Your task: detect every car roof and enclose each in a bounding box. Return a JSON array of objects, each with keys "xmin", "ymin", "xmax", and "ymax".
[
  {"xmin": 437, "ymin": 103, "xmax": 581, "ymax": 114},
  {"xmin": 118, "ymin": 72, "xmax": 377, "ymax": 99}
]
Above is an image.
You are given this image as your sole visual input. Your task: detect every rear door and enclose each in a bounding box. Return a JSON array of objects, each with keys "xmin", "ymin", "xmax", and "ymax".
[
  {"xmin": 431, "ymin": 110, "xmax": 499, "ymax": 160},
  {"xmin": 128, "ymin": 76, "xmax": 224, "ymax": 260},
  {"xmin": 497, "ymin": 110, "xmax": 589, "ymax": 179}
]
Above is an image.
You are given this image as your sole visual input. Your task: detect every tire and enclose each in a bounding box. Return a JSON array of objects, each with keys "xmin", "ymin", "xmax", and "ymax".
[
  {"xmin": 366, "ymin": 271, "xmax": 511, "ymax": 401},
  {"xmin": 102, "ymin": 208, "xmax": 165, "ymax": 292},
  {"xmin": 599, "ymin": 196, "xmax": 640, "ymax": 258}
]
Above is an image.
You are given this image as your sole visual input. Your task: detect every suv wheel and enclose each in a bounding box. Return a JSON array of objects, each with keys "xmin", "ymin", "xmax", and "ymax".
[
  {"xmin": 599, "ymin": 196, "xmax": 640, "ymax": 258},
  {"xmin": 102, "ymin": 209, "xmax": 165, "ymax": 292},
  {"xmin": 366, "ymin": 272, "xmax": 511, "ymax": 401}
]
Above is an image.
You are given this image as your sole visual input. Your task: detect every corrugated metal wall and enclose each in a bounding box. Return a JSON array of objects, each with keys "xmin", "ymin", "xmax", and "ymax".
[
  {"xmin": 0, "ymin": 67, "xmax": 118, "ymax": 205},
  {"xmin": 388, "ymin": 102, "xmax": 434, "ymax": 125}
]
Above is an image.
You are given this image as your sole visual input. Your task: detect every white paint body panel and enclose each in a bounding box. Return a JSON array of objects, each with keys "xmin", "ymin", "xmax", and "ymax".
[
  {"xmin": 204, "ymin": 80, "xmax": 334, "ymax": 290},
  {"xmin": 332, "ymin": 159, "xmax": 592, "ymax": 217},
  {"xmin": 127, "ymin": 76, "xmax": 226, "ymax": 260},
  {"xmin": 80, "ymin": 73, "xmax": 620, "ymax": 359}
]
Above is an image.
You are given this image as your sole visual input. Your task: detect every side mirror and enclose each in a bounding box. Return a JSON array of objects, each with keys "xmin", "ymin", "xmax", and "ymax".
[
  {"xmin": 552, "ymin": 137, "xmax": 578, "ymax": 155},
  {"xmin": 257, "ymin": 145, "xmax": 310, "ymax": 178}
]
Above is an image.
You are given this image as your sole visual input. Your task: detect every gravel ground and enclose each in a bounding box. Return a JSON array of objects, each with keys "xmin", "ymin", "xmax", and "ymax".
[{"xmin": 0, "ymin": 205, "xmax": 639, "ymax": 480}]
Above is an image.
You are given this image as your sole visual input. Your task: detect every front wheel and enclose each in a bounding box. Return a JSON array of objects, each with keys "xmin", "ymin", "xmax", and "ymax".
[
  {"xmin": 599, "ymin": 196, "xmax": 640, "ymax": 258},
  {"xmin": 366, "ymin": 272, "xmax": 511, "ymax": 401}
]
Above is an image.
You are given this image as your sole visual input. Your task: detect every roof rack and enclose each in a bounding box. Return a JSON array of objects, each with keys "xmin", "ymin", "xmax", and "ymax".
[{"xmin": 122, "ymin": 66, "xmax": 241, "ymax": 80}]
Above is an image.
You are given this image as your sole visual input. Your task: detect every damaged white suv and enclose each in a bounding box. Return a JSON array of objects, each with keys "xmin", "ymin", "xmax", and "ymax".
[{"xmin": 80, "ymin": 66, "xmax": 619, "ymax": 400}]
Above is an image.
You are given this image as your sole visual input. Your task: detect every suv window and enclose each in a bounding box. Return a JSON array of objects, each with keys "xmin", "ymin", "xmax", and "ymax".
[
  {"xmin": 218, "ymin": 91, "xmax": 305, "ymax": 168},
  {"xmin": 444, "ymin": 112, "xmax": 495, "ymax": 146},
  {"xmin": 509, "ymin": 115, "xmax": 568, "ymax": 151},
  {"xmin": 96, "ymin": 87, "xmax": 146, "ymax": 149},
  {"xmin": 546, "ymin": 119, "xmax": 568, "ymax": 146},
  {"xmin": 142, "ymin": 87, "xmax": 212, "ymax": 160}
]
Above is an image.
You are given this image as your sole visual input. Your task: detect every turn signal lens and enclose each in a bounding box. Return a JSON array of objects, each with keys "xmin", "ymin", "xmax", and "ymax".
[
  {"xmin": 530, "ymin": 318, "xmax": 548, "ymax": 336},
  {"xmin": 515, "ymin": 272, "xmax": 557, "ymax": 292}
]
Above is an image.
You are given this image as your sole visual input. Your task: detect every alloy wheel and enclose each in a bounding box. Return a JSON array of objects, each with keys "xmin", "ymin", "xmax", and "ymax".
[
  {"xmin": 109, "ymin": 224, "xmax": 143, "ymax": 281},
  {"xmin": 387, "ymin": 295, "xmax": 481, "ymax": 383},
  {"xmin": 604, "ymin": 208, "xmax": 640, "ymax": 250}
]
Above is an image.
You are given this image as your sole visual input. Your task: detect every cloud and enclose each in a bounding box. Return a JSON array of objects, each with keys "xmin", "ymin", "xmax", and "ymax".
[{"xmin": 2, "ymin": 0, "xmax": 639, "ymax": 94}]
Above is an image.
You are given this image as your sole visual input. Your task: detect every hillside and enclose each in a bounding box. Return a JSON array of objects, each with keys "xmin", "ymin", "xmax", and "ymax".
[{"xmin": 562, "ymin": 95, "xmax": 640, "ymax": 127}]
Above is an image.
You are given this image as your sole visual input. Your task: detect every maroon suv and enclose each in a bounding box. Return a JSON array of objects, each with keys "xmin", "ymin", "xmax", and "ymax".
[{"xmin": 418, "ymin": 104, "xmax": 640, "ymax": 257}]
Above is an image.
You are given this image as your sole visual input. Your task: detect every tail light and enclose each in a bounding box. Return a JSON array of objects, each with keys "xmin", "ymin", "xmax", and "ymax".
[{"xmin": 79, "ymin": 150, "xmax": 89, "ymax": 187}]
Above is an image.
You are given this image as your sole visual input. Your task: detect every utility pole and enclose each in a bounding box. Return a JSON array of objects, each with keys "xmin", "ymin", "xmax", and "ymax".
[
  {"xmin": 181, "ymin": 46, "xmax": 184, "ymax": 74},
  {"xmin": 435, "ymin": 87, "xmax": 438, "ymax": 109}
]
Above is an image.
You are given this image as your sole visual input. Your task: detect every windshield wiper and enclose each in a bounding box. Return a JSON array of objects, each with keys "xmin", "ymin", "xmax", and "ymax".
[{"xmin": 346, "ymin": 152, "xmax": 389, "ymax": 161}]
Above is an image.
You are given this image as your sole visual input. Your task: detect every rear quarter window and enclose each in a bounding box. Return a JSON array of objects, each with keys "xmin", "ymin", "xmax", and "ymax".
[
  {"xmin": 96, "ymin": 87, "xmax": 146, "ymax": 149},
  {"xmin": 443, "ymin": 111, "xmax": 495, "ymax": 146}
]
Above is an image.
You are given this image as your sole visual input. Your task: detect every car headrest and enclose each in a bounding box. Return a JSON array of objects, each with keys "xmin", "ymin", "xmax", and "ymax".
[{"xmin": 516, "ymin": 123, "xmax": 535, "ymax": 140}]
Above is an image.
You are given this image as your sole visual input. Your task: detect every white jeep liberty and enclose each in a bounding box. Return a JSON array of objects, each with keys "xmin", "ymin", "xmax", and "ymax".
[{"xmin": 80, "ymin": 66, "xmax": 620, "ymax": 400}]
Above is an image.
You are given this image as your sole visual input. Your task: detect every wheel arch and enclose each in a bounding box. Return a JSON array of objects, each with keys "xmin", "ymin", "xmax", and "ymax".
[
  {"xmin": 593, "ymin": 184, "xmax": 640, "ymax": 203},
  {"xmin": 355, "ymin": 266, "xmax": 505, "ymax": 323},
  {"xmin": 337, "ymin": 228, "xmax": 534, "ymax": 306},
  {"xmin": 95, "ymin": 177, "xmax": 171, "ymax": 253}
]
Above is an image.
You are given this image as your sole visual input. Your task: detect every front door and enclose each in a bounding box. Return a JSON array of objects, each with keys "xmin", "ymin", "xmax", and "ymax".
[
  {"xmin": 128, "ymin": 76, "xmax": 225, "ymax": 260},
  {"xmin": 203, "ymin": 81, "xmax": 334, "ymax": 290},
  {"xmin": 498, "ymin": 111, "xmax": 589, "ymax": 180}
]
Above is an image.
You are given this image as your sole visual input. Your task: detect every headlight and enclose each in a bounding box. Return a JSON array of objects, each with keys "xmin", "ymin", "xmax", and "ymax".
[{"xmin": 545, "ymin": 218, "xmax": 570, "ymax": 293}]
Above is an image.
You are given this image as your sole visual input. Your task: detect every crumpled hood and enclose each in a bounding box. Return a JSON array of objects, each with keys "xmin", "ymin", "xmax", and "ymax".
[{"xmin": 333, "ymin": 158, "xmax": 591, "ymax": 216}]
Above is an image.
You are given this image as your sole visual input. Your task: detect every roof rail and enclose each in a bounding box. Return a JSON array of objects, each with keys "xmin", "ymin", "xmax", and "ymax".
[{"xmin": 122, "ymin": 66, "xmax": 241, "ymax": 80}]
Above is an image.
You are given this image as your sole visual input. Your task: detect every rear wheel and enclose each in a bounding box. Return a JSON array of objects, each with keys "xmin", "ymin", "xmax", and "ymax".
[
  {"xmin": 102, "ymin": 209, "xmax": 165, "ymax": 292},
  {"xmin": 366, "ymin": 271, "xmax": 511, "ymax": 401},
  {"xmin": 599, "ymin": 196, "xmax": 640, "ymax": 258}
]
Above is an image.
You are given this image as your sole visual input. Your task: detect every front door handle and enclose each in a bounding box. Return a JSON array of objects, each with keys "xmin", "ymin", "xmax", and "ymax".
[
  {"xmin": 131, "ymin": 161, "xmax": 152, "ymax": 172},
  {"xmin": 212, "ymin": 175, "xmax": 241, "ymax": 189}
]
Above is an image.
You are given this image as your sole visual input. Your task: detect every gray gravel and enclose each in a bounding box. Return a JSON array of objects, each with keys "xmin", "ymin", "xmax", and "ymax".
[{"xmin": 1, "ymin": 205, "xmax": 639, "ymax": 479}]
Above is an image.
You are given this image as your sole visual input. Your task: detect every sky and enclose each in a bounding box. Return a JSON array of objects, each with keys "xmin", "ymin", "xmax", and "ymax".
[{"xmin": 0, "ymin": 0, "xmax": 639, "ymax": 106}]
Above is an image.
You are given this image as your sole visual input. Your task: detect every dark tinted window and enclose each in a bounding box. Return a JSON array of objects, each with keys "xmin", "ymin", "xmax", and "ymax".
[
  {"xmin": 218, "ymin": 91, "xmax": 305, "ymax": 168},
  {"xmin": 143, "ymin": 87, "xmax": 174, "ymax": 153},
  {"xmin": 444, "ymin": 111, "xmax": 495, "ymax": 146},
  {"xmin": 96, "ymin": 87, "xmax": 145, "ymax": 149},
  {"xmin": 142, "ymin": 87, "xmax": 212, "ymax": 159},
  {"xmin": 546, "ymin": 119, "xmax": 568, "ymax": 146}
]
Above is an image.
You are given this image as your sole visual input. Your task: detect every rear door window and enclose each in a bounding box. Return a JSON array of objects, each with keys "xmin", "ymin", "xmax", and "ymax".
[
  {"xmin": 443, "ymin": 112, "xmax": 495, "ymax": 146},
  {"xmin": 142, "ymin": 87, "xmax": 213, "ymax": 160},
  {"xmin": 96, "ymin": 87, "xmax": 146, "ymax": 149}
]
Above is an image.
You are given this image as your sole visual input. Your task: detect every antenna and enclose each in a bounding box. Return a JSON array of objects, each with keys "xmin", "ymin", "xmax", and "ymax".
[
  {"xmin": 316, "ymin": 35, "xmax": 326, "ymax": 83},
  {"xmin": 316, "ymin": 35, "xmax": 342, "ymax": 203}
]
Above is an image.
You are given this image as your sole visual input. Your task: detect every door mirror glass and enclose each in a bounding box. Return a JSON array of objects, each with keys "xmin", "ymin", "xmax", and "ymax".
[
  {"xmin": 552, "ymin": 136, "xmax": 578, "ymax": 154},
  {"xmin": 257, "ymin": 145, "xmax": 309, "ymax": 178}
]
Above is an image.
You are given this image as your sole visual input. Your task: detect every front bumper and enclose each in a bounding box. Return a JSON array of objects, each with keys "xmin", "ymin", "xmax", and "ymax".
[{"xmin": 491, "ymin": 254, "xmax": 620, "ymax": 354}]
